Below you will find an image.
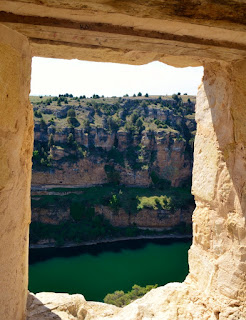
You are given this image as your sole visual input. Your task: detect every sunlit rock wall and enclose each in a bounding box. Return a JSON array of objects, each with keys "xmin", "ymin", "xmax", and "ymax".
[{"xmin": 0, "ymin": 25, "xmax": 33, "ymax": 320}]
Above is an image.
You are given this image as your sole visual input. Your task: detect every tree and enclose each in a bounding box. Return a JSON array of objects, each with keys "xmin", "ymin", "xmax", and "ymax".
[
  {"xmin": 137, "ymin": 92, "xmax": 142, "ymax": 96},
  {"xmin": 67, "ymin": 133, "xmax": 74, "ymax": 146},
  {"xmin": 92, "ymin": 94, "xmax": 100, "ymax": 99},
  {"xmin": 40, "ymin": 118, "xmax": 47, "ymax": 130},
  {"xmin": 67, "ymin": 109, "xmax": 76, "ymax": 118},
  {"xmin": 48, "ymin": 134, "xmax": 55, "ymax": 148},
  {"xmin": 107, "ymin": 116, "xmax": 120, "ymax": 132},
  {"xmin": 34, "ymin": 110, "xmax": 42, "ymax": 118},
  {"xmin": 136, "ymin": 118, "xmax": 145, "ymax": 133},
  {"xmin": 131, "ymin": 111, "xmax": 140, "ymax": 124},
  {"xmin": 33, "ymin": 150, "xmax": 40, "ymax": 161},
  {"xmin": 82, "ymin": 119, "xmax": 91, "ymax": 132},
  {"xmin": 145, "ymin": 93, "xmax": 149, "ymax": 97},
  {"xmin": 67, "ymin": 109, "xmax": 80, "ymax": 127},
  {"xmin": 172, "ymin": 94, "xmax": 179, "ymax": 102}
]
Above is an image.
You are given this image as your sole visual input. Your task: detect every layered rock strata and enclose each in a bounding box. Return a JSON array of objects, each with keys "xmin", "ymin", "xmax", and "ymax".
[{"xmin": 27, "ymin": 60, "xmax": 246, "ymax": 319}]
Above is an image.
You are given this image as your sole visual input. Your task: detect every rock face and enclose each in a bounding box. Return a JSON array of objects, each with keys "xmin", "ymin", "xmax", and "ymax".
[
  {"xmin": 0, "ymin": 25, "xmax": 33, "ymax": 320},
  {"xmin": 1, "ymin": 0, "xmax": 246, "ymax": 66},
  {"xmin": 32, "ymin": 206, "xmax": 70, "ymax": 225},
  {"xmin": 32, "ymin": 201, "xmax": 193, "ymax": 229},
  {"xmin": 32, "ymin": 99, "xmax": 196, "ymax": 187},
  {"xmin": 95, "ymin": 205, "xmax": 192, "ymax": 228},
  {"xmin": 1, "ymin": 1, "xmax": 246, "ymax": 320}
]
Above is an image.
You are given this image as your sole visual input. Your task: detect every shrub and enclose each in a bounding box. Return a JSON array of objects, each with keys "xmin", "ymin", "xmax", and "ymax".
[
  {"xmin": 135, "ymin": 118, "xmax": 145, "ymax": 133},
  {"xmin": 107, "ymin": 147, "xmax": 124, "ymax": 167},
  {"xmin": 104, "ymin": 290, "xmax": 129, "ymax": 307},
  {"xmin": 107, "ymin": 116, "xmax": 120, "ymax": 132},
  {"xmin": 150, "ymin": 171, "xmax": 171, "ymax": 189},
  {"xmin": 104, "ymin": 165, "xmax": 121, "ymax": 185},
  {"xmin": 109, "ymin": 194, "xmax": 120, "ymax": 211},
  {"xmin": 34, "ymin": 110, "xmax": 42, "ymax": 118},
  {"xmin": 48, "ymin": 134, "xmax": 55, "ymax": 148},
  {"xmin": 137, "ymin": 195, "xmax": 174, "ymax": 211},
  {"xmin": 82, "ymin": 119, "xmax": 91, "ymax": 132},
  {"xmin": 104, "ymin": 284, "xmax": 158, "ymax": 307},
  {"xmin": 67, "ymin": 109, "xmax": 76, "ymax": 118},
  {"xmin": 33, "ymin": 150, "xmax": 40, "ymax": 161},
  {"xmin": 40, "ymin": 118, "xmax": 47, "ymax": 130}
]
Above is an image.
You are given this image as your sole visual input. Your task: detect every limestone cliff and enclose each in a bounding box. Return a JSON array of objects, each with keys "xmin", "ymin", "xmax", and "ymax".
[{"xmin": 31, "ymin": 95, "xmax": 195, "ymax": 188}]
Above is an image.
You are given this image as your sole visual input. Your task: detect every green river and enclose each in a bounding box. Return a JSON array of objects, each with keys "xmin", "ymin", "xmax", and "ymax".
[{"xmin": 29, "ymin": 238, "xmax": 191, "ymax": 302}]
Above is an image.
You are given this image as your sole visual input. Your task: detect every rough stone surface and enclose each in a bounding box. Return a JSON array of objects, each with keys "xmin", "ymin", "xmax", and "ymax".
[
  {"xmin": 0, "ymin": 1, "xmax": 246, "ymax": 319},
  {"xmin": 0, "ymin": 24, "xmax": 33, "ymax": 320},
  {"xmin": 31, "ymin": 201, "xmax": 193, "ymax": 229},
  {"xmin": 27, "ymin": 292, "xmax": 120, "ymax": 320},
  {"xmin": 32, "ymin": 129, "xmax": 192, "ymax": 188},
  {"xmin": 1, "ymin": 1, "xmax": 246, "ymax": 66}
]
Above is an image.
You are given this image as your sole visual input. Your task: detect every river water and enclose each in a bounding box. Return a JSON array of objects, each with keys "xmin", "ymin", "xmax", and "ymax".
[{"xmin": 29, "ymin": 238, "xmax": 191, "ymax": 302}]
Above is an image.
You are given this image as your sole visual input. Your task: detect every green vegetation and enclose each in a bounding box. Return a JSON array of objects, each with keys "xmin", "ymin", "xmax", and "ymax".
[
  {"xmin": 31, "ymin": 94, "xmax": 195, "ymax": 133},
  {"xmin": 31, "ymin": 94, "xmax": 196, "ymax": 173},
  {"xmin": 32, "ymin": 142, "xmax": 52, "ymax": 168},
  {"xmin": 137, "ymin": 195, "xmax": 174, "ymax": 211},
  {"xmin": 30, "ymin": 184, "xmax": 193, "ymax": 245},
  {"xmin": 30, "ymin": 94, "xmax": 195, "ymax": 245},
  {"xmin": 104, "ymin": 284, "xmax": 158, "ymax": 307}
]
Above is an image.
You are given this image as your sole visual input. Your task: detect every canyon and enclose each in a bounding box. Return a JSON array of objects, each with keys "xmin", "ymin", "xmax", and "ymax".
[
  {"xmin": 0, "ymin": 1, "xmax": 246, "ymax": 319},
  {"xmin": 30, "ymin": 95, "xmax": 195, "ymax": 246}
]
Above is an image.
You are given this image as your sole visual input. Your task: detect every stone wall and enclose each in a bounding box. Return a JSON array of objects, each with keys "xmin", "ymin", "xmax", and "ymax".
[
  {"xmin": 1, "ymin": 1, "xmax": 246, "ymax": 319},
  {"xmin": 0, "ymin": 25, "xmax": 33, "ymax": 320}
]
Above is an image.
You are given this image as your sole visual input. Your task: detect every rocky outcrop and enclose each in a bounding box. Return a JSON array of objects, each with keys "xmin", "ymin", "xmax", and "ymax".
[
  {"xmin": 32, "ymin": 206, "xmax": 70, "ymax": 225},
  {"xmin": 32, "ymin": 95, "xmax": 195, "ymax": 188},
  {"xmin": 96, "ymin": 205, "xmax": 192, "ymax": 228},
  {"xmin": 27, "ymin": 292, "xmax": 120, "ymax": 320},
  {"xmin": 32, "ymin": 130, "xmax": 193, "ymax": 188},
  {"xmin": 32, "ymin": 158, "xmax": 108, "ymax": 187},
  {"xmin": 31, "ymin": 201, "xmax": 193, "ymax": 229}
]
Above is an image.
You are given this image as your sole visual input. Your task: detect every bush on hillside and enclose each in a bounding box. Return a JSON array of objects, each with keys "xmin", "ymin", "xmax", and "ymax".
[{"xmin": 104, "ymin": 284, "xmax": 158, "ymax": 307}]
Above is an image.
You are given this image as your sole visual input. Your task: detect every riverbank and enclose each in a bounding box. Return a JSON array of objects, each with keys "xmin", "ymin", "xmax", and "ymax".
[{"xmin": 29, "ymin": 233, "xmax": 192, "ymax": 249}]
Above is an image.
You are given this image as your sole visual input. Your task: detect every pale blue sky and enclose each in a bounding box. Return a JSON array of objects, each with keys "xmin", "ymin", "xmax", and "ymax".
[{"xmin": 31, "ymin": 57, "xmax": 203, "ymax": 97}]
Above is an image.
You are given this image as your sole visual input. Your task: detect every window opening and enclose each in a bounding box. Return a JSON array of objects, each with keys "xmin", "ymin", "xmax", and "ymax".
[{"xmin": 29, "ymin": 57, "xmax": 203, "ymax": 305}]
